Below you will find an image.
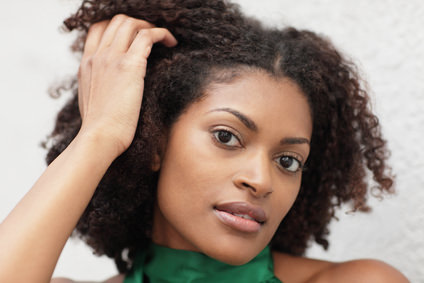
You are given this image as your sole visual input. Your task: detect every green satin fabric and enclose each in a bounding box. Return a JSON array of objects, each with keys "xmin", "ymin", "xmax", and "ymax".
[{"xmin": 124, "ymin": 243, "xmax": 282, "ymax": 283}]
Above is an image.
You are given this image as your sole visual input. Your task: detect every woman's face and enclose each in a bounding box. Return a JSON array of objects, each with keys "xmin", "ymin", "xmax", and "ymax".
[{"xmin": 152, "ymin": 71, "xmax": 312, "ymax": 264}]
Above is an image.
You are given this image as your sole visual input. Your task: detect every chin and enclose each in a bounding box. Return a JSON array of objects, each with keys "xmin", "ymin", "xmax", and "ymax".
[
  {"xmin": 199, "ymin": 235, "xmax": 269, "ymax": 266},
  {"xmin": 221, "ymin": 254, "xmax": 257, "ymax": 266},
  {"xmin": 210, "ymin": 248, "xmax": 260, "ymax": 266}
]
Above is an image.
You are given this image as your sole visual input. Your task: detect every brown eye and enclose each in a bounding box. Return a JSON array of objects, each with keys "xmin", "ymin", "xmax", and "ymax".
[
  {"xmin": 278, "ymin": 156, "xmax": 302, "ymax": 173},
  {"xmin": 217, "ymin": 131, "xmax": 232, "ymax": 143},
  {"xmin": 213, "ymin": 130, "xmax": 240, "ymax": 147}
]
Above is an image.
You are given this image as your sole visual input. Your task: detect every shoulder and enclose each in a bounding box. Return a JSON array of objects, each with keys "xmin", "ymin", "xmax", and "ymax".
[
  {"xmin": 322, "ymin": 259, "xmax": 410, "ymax": 283},
  {"xmin": 272, "ymin": 251, "xmax": 332, "ymax": 283},
  {"xmin": 272, "ymin": 251, "xmax": 409, "ymax": 283},
  {"xmin": 51, "ymin": 274, "xmax": 125, "ymax": 283}
]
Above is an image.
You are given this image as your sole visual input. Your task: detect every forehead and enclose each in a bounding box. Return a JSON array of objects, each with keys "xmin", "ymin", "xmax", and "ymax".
[{"xmin": 190, "ymin": 71, "xmax": 313, "ymax": 138}]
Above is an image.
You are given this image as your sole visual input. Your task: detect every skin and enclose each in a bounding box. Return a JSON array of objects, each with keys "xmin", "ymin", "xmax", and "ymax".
[
  {"xmin": 152, "ymin": 71, "xmax": 312, "ymax": 265},
  {"xmin": 0, "ymin": 15, "xmax": 177, "ymax": 283},
  {"xmin": 0, "ymin": 14, "xmax": 409, "ymax": 283}
]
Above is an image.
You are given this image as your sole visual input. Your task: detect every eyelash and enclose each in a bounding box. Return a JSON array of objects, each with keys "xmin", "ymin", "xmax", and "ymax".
[
  {"xmin": 273, "ymin": 153, "xmax": 304, "ymax": 173},
  {"xmin": 212, "ymin": 128, "xmax": 242, "ymax": 149},
  {"xmin": 211, "ymin": 128, "xmax": 304, "ymax": 174}
]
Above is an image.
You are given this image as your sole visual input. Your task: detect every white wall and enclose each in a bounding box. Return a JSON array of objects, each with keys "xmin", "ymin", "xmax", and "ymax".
[{"xmin": 0, "ymin": 0, "xmax": 422, "ymax": 282}]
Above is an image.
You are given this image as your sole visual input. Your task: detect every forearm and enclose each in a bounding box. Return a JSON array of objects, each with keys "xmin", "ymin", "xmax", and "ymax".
[
  {"xmin": 0, "ymin": 15, "xmax": 176, "ymax": 283},
  {"xmin": 0, "ymin": 132, "xmax": 118, "ymax": 283}
]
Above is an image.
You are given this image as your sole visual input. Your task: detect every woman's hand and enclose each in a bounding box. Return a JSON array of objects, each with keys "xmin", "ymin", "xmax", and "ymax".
[
  {"xmin": 0, "ymin": 15, "xmax": 176, "ymax": 283},
  {"xmin": 77, "ymin": 14, "xmax": 177, "ymax": 157}
]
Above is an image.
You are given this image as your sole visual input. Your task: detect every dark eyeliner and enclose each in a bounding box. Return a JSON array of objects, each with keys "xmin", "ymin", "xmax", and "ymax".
[
  {"xmin": 275, "ymin": 153, "xmax": 304, "ymax": 174},
  {"xmin": 210, "ymin": 127, "xmax": 243, "ymax": 149}
]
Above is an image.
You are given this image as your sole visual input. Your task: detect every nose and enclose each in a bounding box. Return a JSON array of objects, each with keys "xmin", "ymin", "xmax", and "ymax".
[{"xmin": 232, "ymin": 150, "xmax": 273, "ymax": 198}]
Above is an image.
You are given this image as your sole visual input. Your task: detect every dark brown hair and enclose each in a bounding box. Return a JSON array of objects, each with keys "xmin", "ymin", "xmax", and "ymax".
[{"xmin": 45, "ymin": 0, "xmax": 393, "ymax": 273}]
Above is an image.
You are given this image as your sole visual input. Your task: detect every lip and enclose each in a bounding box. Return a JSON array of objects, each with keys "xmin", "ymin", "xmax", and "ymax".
[{"xmin": 213, "ymin": 202, "xmax": 267, "ymax": 233}]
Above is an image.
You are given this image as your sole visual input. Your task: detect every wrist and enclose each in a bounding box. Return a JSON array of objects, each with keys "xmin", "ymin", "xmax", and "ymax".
[{"xmin": 72, "ymin": 128, "xmax": 125, "ymax": 164}]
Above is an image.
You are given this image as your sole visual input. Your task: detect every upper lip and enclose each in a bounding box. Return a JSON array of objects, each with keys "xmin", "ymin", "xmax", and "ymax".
[{"xmin": 214, "ymin": 201, "xmax": 267, "ymax": 223}]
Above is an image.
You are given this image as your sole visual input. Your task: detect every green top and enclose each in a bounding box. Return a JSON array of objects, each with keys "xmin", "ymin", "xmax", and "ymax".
[{"xmin": 124, "ymin": 243, "xmax": 282, "ymax": 283}]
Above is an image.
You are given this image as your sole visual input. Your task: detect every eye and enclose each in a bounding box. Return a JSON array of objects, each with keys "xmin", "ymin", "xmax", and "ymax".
[
  {"xmin": 276, "ymin": 155, "xmax": 303, "ymax": 173},
  {"xmin": 213, "ymin": 130, "xmax": 241, "ymax": 147}
]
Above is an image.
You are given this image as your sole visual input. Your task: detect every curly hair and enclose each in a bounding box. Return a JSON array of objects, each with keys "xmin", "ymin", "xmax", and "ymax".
[{"xmin": 45, "ymin": 0, "xmax": 393, "ymax": 273}]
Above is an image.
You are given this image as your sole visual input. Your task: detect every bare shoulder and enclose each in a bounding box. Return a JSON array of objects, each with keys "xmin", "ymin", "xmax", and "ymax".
[
  {"xmin": 272, "ymin": 251, "xmax": 409, "ymax": 283},
  {"xmin": 272, "ymin": 250, "xmax": 333, "ymax": 283},
  {"xmin": 51, "ymin": 274, "xmax": 125, "ymax": 283},
  {"xmin": 321, "ymin": 259, "xmax": 410, "ymax": 283}
]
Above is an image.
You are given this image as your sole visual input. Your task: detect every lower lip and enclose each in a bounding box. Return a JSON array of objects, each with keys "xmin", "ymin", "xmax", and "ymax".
[{"xmin": 213, "ymin": 209, "xmax": 262, "ymax": 233}]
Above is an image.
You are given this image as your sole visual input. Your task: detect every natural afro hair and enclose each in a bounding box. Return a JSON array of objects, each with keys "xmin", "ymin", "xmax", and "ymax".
[{"xmin": 45, "ymin": 0, "xmax": 393, "ymax": 273}]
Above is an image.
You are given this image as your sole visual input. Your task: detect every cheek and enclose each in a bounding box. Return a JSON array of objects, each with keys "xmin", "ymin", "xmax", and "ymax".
[
  {"xmin": 163, "ymin": 125, "xmax": 232, "ymax": 186},
  {"xmin": 269, "ymin": 178, "xmax": 302, "ymax": 228},
  {"xmin": 156, "ymin": 129, "xmax": 220, "ymax": 212}
]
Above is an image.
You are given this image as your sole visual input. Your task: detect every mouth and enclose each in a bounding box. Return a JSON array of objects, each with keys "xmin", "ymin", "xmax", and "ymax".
[{"xmin": 213, "ymin": 202, "xmax": 267, "ymax": 233}]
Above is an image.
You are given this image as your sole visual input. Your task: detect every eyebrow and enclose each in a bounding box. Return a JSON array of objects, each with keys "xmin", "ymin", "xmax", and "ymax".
[
  {"xmin": 208, "ymin": 107, "xmax": 310, "ymax": 146},
  {"xmin": 209, "ymin": 108, "xmax": 258, "ymax": 131},
  {"xmin": 280, "ymin": 137, "xmax": 310, "ymax": 146}
]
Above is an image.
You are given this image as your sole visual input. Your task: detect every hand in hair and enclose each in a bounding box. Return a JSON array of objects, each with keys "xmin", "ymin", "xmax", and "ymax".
[
  {"xmin": 0, "ymin": 14, "xmax": 175, "ymax": 283},
  {"xmin": 78, "ymin": 14, "xmax": 177, "ymax": 157}
]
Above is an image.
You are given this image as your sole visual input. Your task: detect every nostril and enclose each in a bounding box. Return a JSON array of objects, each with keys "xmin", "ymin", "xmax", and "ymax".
[{"xmin": 242, "ymin": 182, "xmax": 256, "ymax": 192}]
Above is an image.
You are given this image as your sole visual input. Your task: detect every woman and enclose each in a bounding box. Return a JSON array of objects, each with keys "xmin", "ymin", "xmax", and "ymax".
[{"xmin": 0, "ymin": 0, "xmax": 409, "ymax": 282}]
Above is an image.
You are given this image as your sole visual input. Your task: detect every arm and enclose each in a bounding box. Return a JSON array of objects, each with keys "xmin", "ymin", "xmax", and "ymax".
[{"xmin": 0, "ymin": 14, "xmax": 176, "ymax": 283}]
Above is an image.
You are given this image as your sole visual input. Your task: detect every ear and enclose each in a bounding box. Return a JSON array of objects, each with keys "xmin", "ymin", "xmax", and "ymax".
[
  {"xmin": 151, "ymin": 138, "xmax": 166, "ymax": 172},
  {"xmin": 151, "ymin": 153, "xmax": 161, "ymax": 171}
]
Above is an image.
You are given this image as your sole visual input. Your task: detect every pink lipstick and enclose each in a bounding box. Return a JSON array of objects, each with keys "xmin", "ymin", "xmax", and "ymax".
[{"xmin": 214, "ymin": 202, "xmax": 266, "ymax": 233}]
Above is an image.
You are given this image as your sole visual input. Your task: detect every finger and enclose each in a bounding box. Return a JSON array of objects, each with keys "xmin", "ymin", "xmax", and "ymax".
[
  {"xmin": 79, "ymin": 21, "xmax": 109, "ymax": 119},
  {"xmin": 80, "ymin": 21, "xmax": 108, "ymax": 118},
  {"xmin": 128, "ymin": 28, "xmax": 178, "ymax": 58},
  {"xmin": 111, "ymin": 18, "xmax": 155, "ymax": 52},
  {"xmin": 83, "ymin": 21, "xmax": 108, "ymax": 57},
  {"xmin": 97, "ymin": 14, "xmax": 134, "ymax": 50}
]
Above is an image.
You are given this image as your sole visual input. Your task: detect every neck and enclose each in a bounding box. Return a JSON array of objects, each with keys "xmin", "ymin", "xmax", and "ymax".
[{"xmin": 151, "ymin": 202, "xmax": 200, "ymax": 252}]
